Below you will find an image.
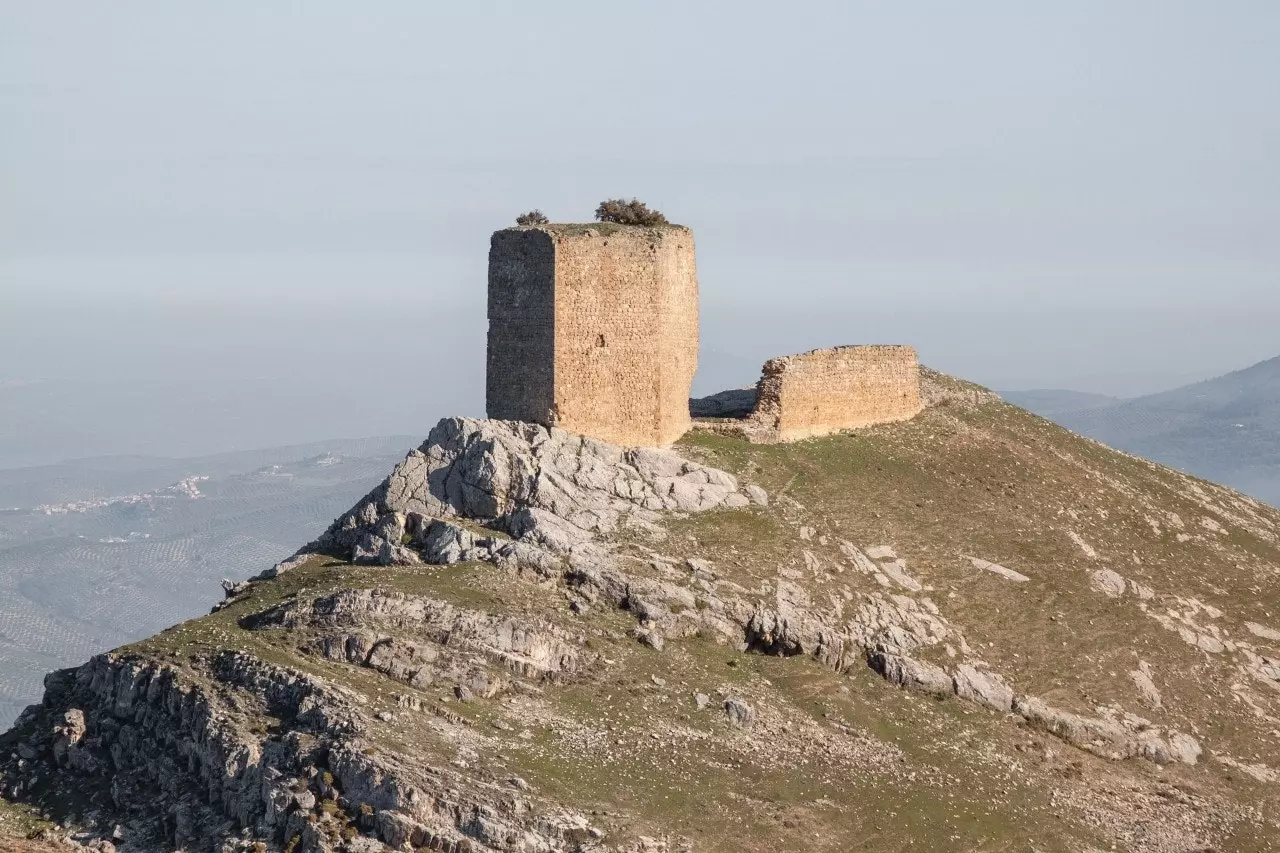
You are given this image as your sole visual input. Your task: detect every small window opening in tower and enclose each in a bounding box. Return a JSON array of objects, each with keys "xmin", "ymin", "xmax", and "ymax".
[{"xmin": 595, "ymin": 334, "xmax": 606, "ymax": 348}]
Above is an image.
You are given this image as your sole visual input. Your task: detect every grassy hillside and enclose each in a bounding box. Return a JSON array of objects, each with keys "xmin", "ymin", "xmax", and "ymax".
[{"xmin": 4, "ymin": 381, "xmax": 1279, "ymax": 852}]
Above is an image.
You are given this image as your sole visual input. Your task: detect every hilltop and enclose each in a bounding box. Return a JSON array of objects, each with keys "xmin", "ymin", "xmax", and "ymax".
[{"xmin": 2, "ymin": 373, "xmax": 1279, "ymax": 852}]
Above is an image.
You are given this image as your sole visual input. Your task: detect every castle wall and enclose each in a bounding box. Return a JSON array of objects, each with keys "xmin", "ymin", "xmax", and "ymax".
[
  {"xmin": 749, "ymin": 345, "xmax": 922, "ymax": 442},
  {"xmin": 486, "ymin": 230, "xmax": 556, "ymax": 425},
  {"xmin": 652, "ymin": 233, "xmax": 701, "ymax": 445},
  {"xmin": 487, "ymin": 225, "xmax": 698, "ymax": 447}
]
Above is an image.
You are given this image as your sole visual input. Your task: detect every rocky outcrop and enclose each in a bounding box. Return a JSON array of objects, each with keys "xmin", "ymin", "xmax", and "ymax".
[
  {"xmin": 1013, "ymin": 697, "xmax": 1201, "ymax": 765},
  {"xmin": 3, "ymin": 653, "xmax": 359, "ymax": 851},
  {"xmin": 293, "ymin": 417, "xmax": 759, "ymax": 572},
  {"xmin": 1, "ymin": 644, "xmax": 602, "ymax": 853},
  {"xmin": 952, "ymin": 664, "xmax": 1014, "ymax": 713},
  {"xmin": 249, "ymin": 589, "xmax": 599, "ymax": 685},
  {"xmin": 868, "ymin": 653, "xmax": 953, "ymax": 697}
]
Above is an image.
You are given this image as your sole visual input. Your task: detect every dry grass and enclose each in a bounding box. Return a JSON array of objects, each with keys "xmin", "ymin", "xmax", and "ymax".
[{"xmin": 10, "ymin": 382, "xmax": 1280, "ymax": 850}]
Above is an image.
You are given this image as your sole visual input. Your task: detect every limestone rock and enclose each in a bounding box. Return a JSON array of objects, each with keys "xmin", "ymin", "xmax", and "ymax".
[
  {"xmin": 1245, "ymin": 621, "xmax": 1280, "ymax": 642},
  {"xmin": 1014, "ymin": 696, "xmax": 1131, "ymax": 758},
  {"xmin": 309, "ymin": 417, "xmax": 756, "ymax": 569},
  {"xmin": 506, "ymin": 507, "xmax": 590, "ymax": 555},
  {"xmin": 1012, "ymin": 696, "xmax": 1200, "ymax": 765},
  {"xmin": 1167, "ymin": 732, "xmax": 1203, "ymax": 765},
  {"xmin": 869, "ymin": 652, "xmax": 953, "ymax": 698},
  {"xmin": 1130, "ymin": 581, "xmax": 1156, "ymax": 600},
  {"xmin": 631, "ymin": 627, "xmax": 666, "ymax": 652},
  {"xmin": 964, "ymin": 556, "xmax": 1030, "ymax": 583},
  {"xmin": 1090, "ymin": 569, "xmax": 1126, "ymax": 598},
  {"xmin": 250, "ymin": 588, "xmax": 595, "ymax": 683},
  {"xmin": 723, "ymin": 697, "xmax": 754, "ymax": 727},
  {"xmin": 878, "ymin": 558, "xmax": 923, "ymax": 592},
  {"xmin": 847, "ymin": 593, "xmax": 952, "ymax": 657},
  {"xmin": 415, "ymin": 518, "xmax": 498, "ymax": 564},
  {"xmin": 1070, "ymin": 531, "xmax": 1100, "ymax": 560},
  {"xmin": 50, "ymin": 709, "xmax": 86, "ymax": 769},
  {"xmin": 952, "ymin": 664, "xmax": 1014, "ymax": 712},
  {"xmin": 260, "ymin": 552, "xmax": 311, "ymax": 580},
  {"xmin": 220, "ymin": 578, "xmax": 249, "ymax": 598},
  {"xmin": 1129, "ymin": 661, "xmax": 1162, "ymax": 708}
]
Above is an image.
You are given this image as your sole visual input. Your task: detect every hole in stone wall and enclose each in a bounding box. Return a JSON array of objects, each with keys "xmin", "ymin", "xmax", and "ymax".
[{"xmin": 595, "ymin": 334, "xmax": 606, "ymax": 348}]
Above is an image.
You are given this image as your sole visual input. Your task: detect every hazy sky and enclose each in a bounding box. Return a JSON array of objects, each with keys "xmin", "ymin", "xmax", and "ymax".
[{"xmin": 2, "ymin": 2, "xmax": 1278, "ymax": 465}]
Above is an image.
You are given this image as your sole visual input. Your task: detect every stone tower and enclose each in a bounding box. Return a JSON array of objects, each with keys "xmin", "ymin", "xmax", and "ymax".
[{"xmin": 486, "ymin": 224, "xmax": 699, "ymax": 447}]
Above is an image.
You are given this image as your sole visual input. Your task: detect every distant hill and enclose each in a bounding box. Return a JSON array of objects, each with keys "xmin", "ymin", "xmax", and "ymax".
[
  {"xmin": 1013, "ymin": 355, "xmax": 1280, "ymax": 507},
  {"xmin": 1001, "ymin": 388, "xmax": 1121, "ymax": 417}
]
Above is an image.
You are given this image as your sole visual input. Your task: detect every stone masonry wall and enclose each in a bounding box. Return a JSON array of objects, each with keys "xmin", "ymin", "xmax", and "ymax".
[
  {"xmin": 487, "ymin": 224, "xmax": 698, "ymax": 447},
  {"xmin": 487, "ymin": 229, "xmax": 556, "ymax": 425},
  {"xmin": 748, "ymin": 345, "xmax": 922, "ymax": 442}
]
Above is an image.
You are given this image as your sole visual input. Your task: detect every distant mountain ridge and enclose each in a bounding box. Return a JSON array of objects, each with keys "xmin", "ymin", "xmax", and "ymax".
[
  {"xmin": 1008, "ymin": 355, "xmax": 1280, "ymax": 507},
  {"xmin": 1001, "ymin": 389, "xmax": 1121, "ymax": 417}
]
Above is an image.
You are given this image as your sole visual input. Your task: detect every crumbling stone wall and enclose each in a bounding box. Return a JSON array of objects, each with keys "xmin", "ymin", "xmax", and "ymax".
[
  {"xmin": 747, "ymin": 345, "xmax": 922, "ymax": 442},
  {"xmin": 487, "ymin": 224, "xmax": 698, "ymax": 447}
]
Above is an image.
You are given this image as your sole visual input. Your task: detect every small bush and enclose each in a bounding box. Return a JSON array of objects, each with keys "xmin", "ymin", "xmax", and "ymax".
[
  {"xmin": 594, "ymin": 198, "xmax": 669, "ymax": 226},
  {"xmin": 515, "ymin": 210, "xmax": 549, "ymax": 226}
]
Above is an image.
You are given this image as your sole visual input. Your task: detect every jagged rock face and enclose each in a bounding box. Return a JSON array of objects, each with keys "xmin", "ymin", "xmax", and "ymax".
[
  {"xmin": 2, "ymin": 606, "xmax": 606, "ymax": 853},
  {"xmin": 5, "ymin": 655, "xmax": 352, "ymax": 850},
  {"xmin": 303, "ymin": 417, "xmax": 760, "ymax": 570}
]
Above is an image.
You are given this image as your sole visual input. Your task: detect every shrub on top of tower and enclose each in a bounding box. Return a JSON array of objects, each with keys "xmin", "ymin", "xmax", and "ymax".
[
  {"xmin": 515, "ymin": 210, "xmax": 549, "ymax": 226},
  {"xmin": 594, "ymin": 198, "xmax": 669, "ymax": 227}
]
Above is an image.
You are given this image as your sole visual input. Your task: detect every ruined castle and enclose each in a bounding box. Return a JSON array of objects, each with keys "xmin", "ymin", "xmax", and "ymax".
[
  {"xmin": 487, "ymin": 221, "xmax": 922, "ymax": 447},
  {"xmin": 487, "ymin": 224, "xmax": 698, "ymax": 447}
]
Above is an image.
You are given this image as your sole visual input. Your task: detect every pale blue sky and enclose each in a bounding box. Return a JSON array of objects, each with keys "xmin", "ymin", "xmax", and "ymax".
[{"xmin": 2, "ymin": 2, "xmax": 1278, "ymax": 464}]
